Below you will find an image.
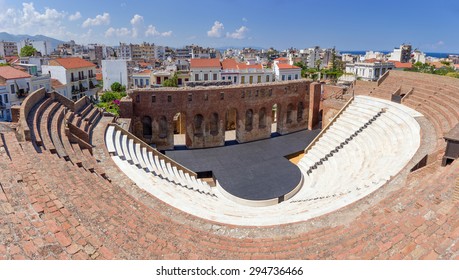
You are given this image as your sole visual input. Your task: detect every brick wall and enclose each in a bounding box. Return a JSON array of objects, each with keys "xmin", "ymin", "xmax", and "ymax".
[{"xmin": 120, "ymin": 80, "xmax": 314, "ymax": 149}]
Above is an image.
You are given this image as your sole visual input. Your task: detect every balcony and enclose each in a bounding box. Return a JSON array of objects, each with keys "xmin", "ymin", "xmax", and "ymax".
[
  {"xmin": 89, "ymin": 74, "xmax": 96, "ymax": 78},
  {"xmin": 16, "ymin": 88, "xmax": 30, "ymax": 99}
]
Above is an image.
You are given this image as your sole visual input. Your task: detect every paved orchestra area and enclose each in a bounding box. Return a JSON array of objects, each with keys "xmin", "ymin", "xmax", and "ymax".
[{"xmin": 166, "ymin": 129, "xmax": 320, "ymax": 201}]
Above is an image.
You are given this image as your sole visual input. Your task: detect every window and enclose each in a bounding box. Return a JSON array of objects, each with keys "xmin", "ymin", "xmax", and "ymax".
[
  {"xmin": 135, "ymin": 79, "xmax": 138, "ymax": 86},
  {"xmin": 288, "ymin": 75, "xmax": 292, "ymax": 80},
  {"xmin": 142, "ymin": 116, "xmax": 152, "ymax": 138},
  {"xmin": 257, "ymin": 76, "xmax": 261, "ymax": 83},
  {"xmin": 266, "ymin": 75, "xmax": 270, "ymax": 82},
  {"xmin": 204, "ymin": 73, "xmax": 209, "ymax": 81},
  {"xmin": 146, "ymin": 79, "xmax": 150, "ymax": 86},
  {"xmin": 152, "ymin": 95, "xmax": 156, "ymax": 103},
  {"xmin": 167, "ymin": 95, "xmax": 172, "ymax": 102},
  {"xmin": 295, "ymin": 74, "xmax": 298, "ymax": 79},
  {"xmin": 282, "ymin": 75, "xmax": 286, "ymax": 81},
  {"xmin": 249, "ymin": 76, "xmax": 253, "ymax": 84},
  {"xmin": 4, "ymin": 94, "xmax": 8, "ymax": 103},
  {"xmin": 234, "ymin": 76, "xmax": 237, "ymax": 83},
  {"xmin": 222, "ymin": 76, "xmax": 225, "ymax": 80},
  {"xmin": 241, "ymin": 76, "xmax": 245, "ymax": 84},
  {"xmin": 188, "ymin": 93, "xmax": 192, "ymax": 102},
  {"xmin": 213, "ymin": 73, "xmax": 217, "ymax": 80},
  {"xmin": 195, "ymin": 73, "xmax": 199, "ymax": 81},
  {"xmin": 10, "ymin": 84, "xmax": 15, "ymax": 94}
]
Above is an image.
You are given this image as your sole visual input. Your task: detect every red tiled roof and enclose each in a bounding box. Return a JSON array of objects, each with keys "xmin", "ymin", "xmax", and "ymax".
[
  {"xmin": 4, "ymin": 56, "xmax": 19, "ymax": 64},
  {"xmin": 391, "ymin": 61, "xmax": 412, "ymax": 68},
  {"xmin": 50, "ymin": 57, "xmax": 96, "ymax": 69},
  {"xmin": 51, "ymin": 78, "xmax": 65, "ymax": 88},
  {"xmin": 276, "ymin": 63, "xmax": 300, "ymax": 70},
  {"xmin": 274, "ymin": 57, "xmax": 289, "ymax": 61},
  {"xmin": 190, "ymin": 58, "xmax": 221, "ymax": 68},
  {"xmin": 364, "ymin": 58, "xmax": 380, "ymax": 63},
  {"xmin": 133, "ymin": 69, "xmax": 151, "ymax": 75},
  {"xmin": 0, "ymin": 65, "xmax": 31, "ymax": 80},
  {"xmin": 222, "ymin": 59, "xmax": 238, "ymax": 70},
  {"xmin": 222, "ymin": 59, "xmax": 263, "ymax": 70}
]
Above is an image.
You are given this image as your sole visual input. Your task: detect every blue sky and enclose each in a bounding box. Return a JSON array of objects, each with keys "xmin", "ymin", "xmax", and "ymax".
[{"xmin": 0, "ymin": 0, "xmax": 458, "ymax": 52}]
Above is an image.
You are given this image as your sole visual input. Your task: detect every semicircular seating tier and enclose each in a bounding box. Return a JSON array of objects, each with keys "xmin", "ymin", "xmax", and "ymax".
[{"xmin": 105, "ymin": 95, "xmax": 422, "ymax": 226}]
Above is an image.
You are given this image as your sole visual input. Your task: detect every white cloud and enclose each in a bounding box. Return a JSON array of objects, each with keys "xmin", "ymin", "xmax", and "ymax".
[
  {"xmin": 161, "ymin": 30, "xmax": 172, "ymax": 37},
  {"xmin": 226, "ymin": 26, "xmax": 248, "ymax": 39},
  {"xmin": 436, "ymin": 40, "xmax": 444, "ymax": 46},
  {"xmin": 105, "ymin": 27, "xmax": 130, "ymax": 37},
  {"xmin": 145, "ymin": 25, "xmax": 172, "ymax": 37},
  {"xmin": 207, "ymin": 21, "xmax": 224, "ymax": 38},
  {"xmin": 242, "ymin": 17, "xmax": 248, "ymax": 22},
  {"xmin": 68, "ymin": 11, "xmax": 81, "ymax": 21},
  {"xmin": 0, "ymin": 2, "xmax": 70, "ymax": 38},
  {"xmin": 82, "ymin": 12, "xmax": 110, "ymax": 28},
  {"xmin": 130, "ymin": 14, "xmax": 143, "ymax": 25}
]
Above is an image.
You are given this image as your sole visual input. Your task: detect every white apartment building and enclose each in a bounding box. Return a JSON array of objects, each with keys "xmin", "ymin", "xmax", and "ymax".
[
  {"xmin": 221, "ymin": 59, "xmax": 273, "ymax": 85},
  {"xmin": 101, "ymin": 59, "xmax": 130, "ymax": 91},
  {"xmin": 0, "ymin": 65, "xmax": 50, "ymax": 121},
  {"xmin": 189, "ymin": 58, "xmax": 221, "ymax": 82},
  {"xmin": 387, "ymin": 44, "xmax": 412, "ymax": 63},
  {"xmin": 42, "ymin": 57, "xmax": 97, "ymax": 101},
  {"xmin": 345, "ymin": 61, "xmax": 395, "ymax": 81},
  {"xmin": 18, "ymin": 39, "xmax": 52, "ymax": 56}
]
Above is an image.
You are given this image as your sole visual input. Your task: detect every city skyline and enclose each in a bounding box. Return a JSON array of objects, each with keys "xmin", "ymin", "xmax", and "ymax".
[{"xmin": 0, "ymin": 0, "xmax": 458, "ymax": 52}]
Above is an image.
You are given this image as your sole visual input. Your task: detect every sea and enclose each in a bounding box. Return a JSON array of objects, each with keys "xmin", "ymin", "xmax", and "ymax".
[{"xmin": 341, "ymin": 51, "xmax": 459, "ymax": 59}]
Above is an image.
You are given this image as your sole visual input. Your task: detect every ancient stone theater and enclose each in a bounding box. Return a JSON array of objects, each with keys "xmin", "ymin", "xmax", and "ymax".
[{"xmin": 0, "ymin": 70, "xmax": 458, "ymax": 259}]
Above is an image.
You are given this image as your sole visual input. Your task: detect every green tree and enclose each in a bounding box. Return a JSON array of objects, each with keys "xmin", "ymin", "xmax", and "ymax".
[
  {"xmin": 110, "ymin": 82, "xmax": 126, "ymax": 92},
  {"xmin": 162, "ymin": 72, "xmax": 178, "ymax": 87},
  {"xmin": 20, "ymin": 45, "xmax": 38, "ymax": 57}
]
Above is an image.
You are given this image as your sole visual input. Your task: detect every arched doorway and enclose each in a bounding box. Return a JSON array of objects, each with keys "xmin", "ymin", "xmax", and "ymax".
[
  {"xmin": 142, "ymin": 116, "xmax": 152, "ymax": 140},
  {"xmin": 245, "ymin": 109, "xmax": 253, "ymax": 131},
  {"xmin": 271, "ymin": 103, "xmax": 278, "ymax": 133},
  {"xmin": 258, "ymin": 107, "xmax": 267, "ymax": 129},
  {"xmin": 225, "ymin": 108, "xmax": 237, "ymax": 142},
  {"xmin": 173, "ymin": 112, "xmax": 186, "ymax": 146}
]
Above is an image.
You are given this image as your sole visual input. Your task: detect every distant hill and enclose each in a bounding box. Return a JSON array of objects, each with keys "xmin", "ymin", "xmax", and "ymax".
[{"xmin": 0, "ymin": 32, "xmax": 65, "ymax": 50}]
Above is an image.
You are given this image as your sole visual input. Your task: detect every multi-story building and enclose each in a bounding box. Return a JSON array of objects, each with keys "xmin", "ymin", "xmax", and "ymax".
[
  {"xmin": 131, "ymin": 42, "xmax": 155, "ymax": 60},
  {"xmin": 132, "ymin": 70, "xmax": 151, "ymax": 88},
  {"xmin": 0, "ymin": 41, "xmax": 18, "ymax": 57},
  {"xmin": 0, "ymin": 66, "xmax": 31, "ymax": 122},
  {"xmin": 221, "ymin": 59, "xmax": 273, "ymax": 85},
  {"xmin": 42, "ymin": 57, "xmax": 98, "ymax": 101},
  {"xmin": 189, "ymin": 58, "xmax": 222, "ymax": 82},
  {"xmin": 117, "ymin": 43, "xmax": 132, "ymax": 60},
  {"xmin": 345, "ymin": 61, "xmax": 395, "ymax": 81},
  {"xmin": 301, "ymin": 46, "xmax": 321, "ymax": 69},
  {"xmin": 18, "ymin": 39, "xmax": 52, "ymax": 56},
  {"xmin": 101, "ymin": 59, "xmax": 133, "ymax": 91},
  {"xmin": 388, "ymin": 44, "xmax": 412, "ymax": 63},
  {"xmin": 272, "ymin": 59, "xmax": 301, "ymax": 81}
]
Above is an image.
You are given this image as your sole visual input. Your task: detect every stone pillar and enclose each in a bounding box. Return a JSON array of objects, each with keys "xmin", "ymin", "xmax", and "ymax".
[{"xmin": 308, "ymin": 82, "xmax": 321, "ymax": 130}]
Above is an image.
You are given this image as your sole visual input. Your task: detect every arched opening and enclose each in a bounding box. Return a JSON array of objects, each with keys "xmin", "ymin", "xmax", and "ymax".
[
  {"xmin": 297, "ymin": 102, "xmax": 304, "ymax": 122},
  {"xmin": 259, "ymin": 107, "xmax": 267, "ymax": 128},
  {"xmin": 193, "ymin": 114, "xmax": 204, "ymax": 137},
  {"xmin": 245, "ymin": 109, "xmax": 253, "ymax": 131},
  {"xmin": 225, "ymin": 108, "xmax": 237, "ymax": 142},
  {"xmin": 210, "ymin": 112, "xmax": 219, "ymax": 136},
  {"xmin": 271, "ymin": 103, "xmax": 278, "ymax": 133},
  {"xmin": 158, "ymin": 116, "xmax": 168, "ymax": 139},
  {"xmin": 142, "ymin": 116, "xmax": 152, "ymax": 139},
  {"xmin": 173, "ymin": 112, "xmax": 186, "ymax": 146},
  {"xmin": 286, "ymin": 103, "xmax": 294, "ymax": 124}
]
